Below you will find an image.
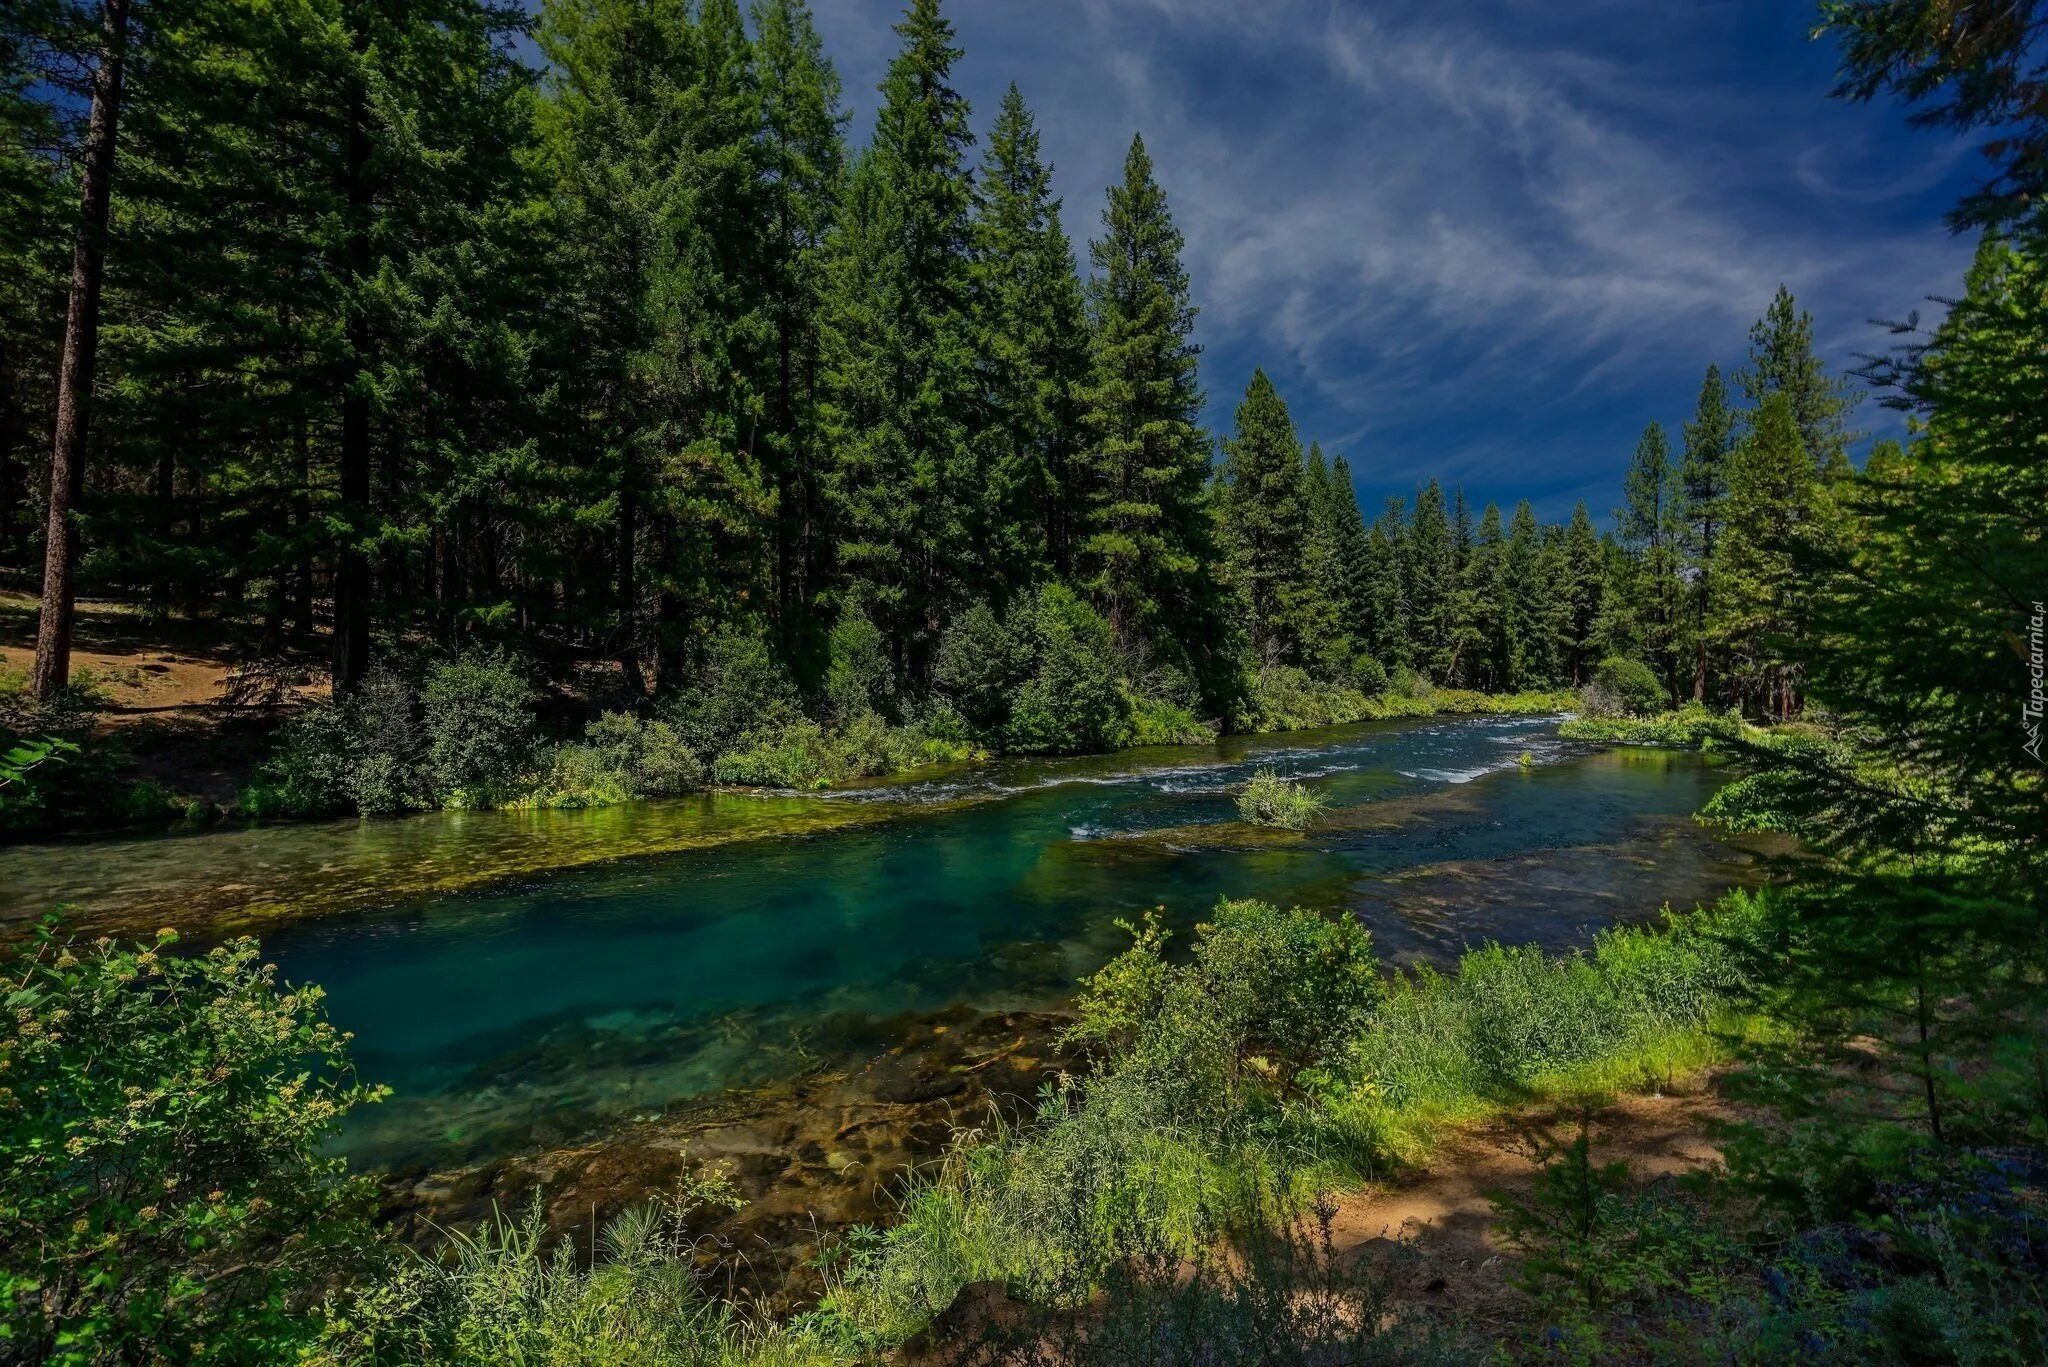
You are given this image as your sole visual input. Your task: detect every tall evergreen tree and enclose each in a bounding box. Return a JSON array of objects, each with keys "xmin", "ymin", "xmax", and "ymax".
[
  {"xmin": 1074, "ymin": 132, "xmax": 1217, "ymax": 685},
  {"xmin": 1558, "ymin": 500, "xmax": 1604, "ymax": 684},
  {"xmin": 969, "ymin": 82, "xmax": 1087, "ymax": 593},
  {"xmin": 1740, "ymin": 285, "xmax": 1859, "ymax": 483},
  {"xmin": 819, "ymin": 0, "xmax": 978, "ymax": 684},
  {"xmin": 752, "ymin": 0, "xmax": 845, "ymax": 653},
  {"xmin": 1362, "ymin": 496, "xmax": 1408, "ymax": 674},
  {"xmin": 1504, "ymin": 500, "xmax": 1550, "ymax": 687},
  {"xmin": 1619, "ymin": 420, "xmax": 1683, "ymax": 699},
  {"xmin": 1218, "ymin": 369, "xmax": 1312, "ymax": 666},
  {"xmin": 1712, "ymin": 390, "xmax": 1817, "ymax": 718},
  {"xmin": 1404, "ymin": 479, "xmax": 1454, "ymax": 681},
  {"xmin": 1681, "ymin": 363, "xmax": 1734, "ymax": 702},
  {"xmin": 1464, "ymin": 502, "xmax": 1511, "ymax": 691}
]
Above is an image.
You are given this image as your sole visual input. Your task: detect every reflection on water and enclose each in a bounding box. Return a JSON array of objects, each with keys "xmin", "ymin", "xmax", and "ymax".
[{"xmin": 0, "ymin": 714, "xmax": 1781, "ymax": 1172}]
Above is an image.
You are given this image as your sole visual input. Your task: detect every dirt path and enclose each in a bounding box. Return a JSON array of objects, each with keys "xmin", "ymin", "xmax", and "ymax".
[{"xmin": 1325, "ymin": 1078, "xmax": 1738, "ymax": 1330}]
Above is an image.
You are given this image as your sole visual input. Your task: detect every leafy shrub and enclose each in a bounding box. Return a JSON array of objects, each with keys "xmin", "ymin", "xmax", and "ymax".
[
  {"xmin": 348, "ymin": 665, "xmax": 430, "ymax": 815},
  {"xmin": 325, "ymin": 1184, "xmax": 823, "ymax": 1365},
  {"xmin": 583, "ymin": 712, "xmax": 702, "ymax": 797},
  {"xmin": 1583, "ymin": 655, "xmax": 1665, "ymax": 718},
  {"xmin": 663, "ymin": 627, "xmax": 803, "ymax": 760},
  {"xmin": 0, "ymin": 921, "xmax": 384, "ymax": 1362},
  {"xmin": 934, "ymin": 598, "xmax": 1029, "ymax": 737},
  {"xmin": 421, "ymin": 651, "xmax": 539, "ymax": 804},
  {"xmin": 1005, "ymin": 585, "xmax": 1129, "ymax": 755},
  {"xmin": 824, "ymin": 605, "xmax": 896, "ymax": 724},
  {"xmin": 1123, "ymin": 691, "xmax": 1216, "ymax": 746},
  {"xmin": 1559, "ymin": 704, "xmax": 1724, "ymax": 747},
  {"xmin": 1237, "ymin": 768, "xmax": 1326, "ymax": 829},
  {"xmin": 711, "ymin": 719, "xmax": 835, "ymax": 788}
]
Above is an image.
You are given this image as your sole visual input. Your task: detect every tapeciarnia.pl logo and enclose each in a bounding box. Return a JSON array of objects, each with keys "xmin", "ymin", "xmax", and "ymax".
[{"xmin": 2027, "ymin": 601, "xmax": 2046, "ymax": 764}]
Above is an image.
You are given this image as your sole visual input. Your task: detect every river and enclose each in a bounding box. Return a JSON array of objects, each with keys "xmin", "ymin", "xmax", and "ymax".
[{"xmin": 0, "ymin": 712, "xmax": 1773, "ymax": 1175}]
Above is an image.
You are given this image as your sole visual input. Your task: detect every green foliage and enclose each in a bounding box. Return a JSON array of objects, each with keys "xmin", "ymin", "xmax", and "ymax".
[
  {"xmin": 1583, "ymin": 655, "xmax": 1665, "ymax": 718},
  {"xmin": 1236, "ymin": 768, "xmax": 1326, "ymax": 830},
  {"xmin": 1558, "ymin": 703, "xmax": 1725, "ymax": 747},
  {"xmin": 422, "ymin": 652, "xmax": 541, "ymax": 805},
  {"xmin": 0, "ymin": 922, "xmax": 384, "ymax": 1363},
  {"xmin": 1004, "ymin": 583, "xmax": 1128, "ymax": 754},
  {"xmin": 823, "ymin": 605, "xmax": 895, "ymax": 725},
  {"xmin": 933, "ymin": 598, "xmax": 1029, "ymax": 735},
  {"xmin": 325, "ymin": 1184, "xmax": 842, "ymax": 1365},
  {"xmin": 664, "ymin": 628, "xmax": 805, "ymax": 761}
]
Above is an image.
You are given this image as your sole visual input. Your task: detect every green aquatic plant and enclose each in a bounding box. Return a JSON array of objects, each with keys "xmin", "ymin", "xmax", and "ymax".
[{"xmin": 1236, "ymin": 768, "xmax": 1326, "ymax": 829}]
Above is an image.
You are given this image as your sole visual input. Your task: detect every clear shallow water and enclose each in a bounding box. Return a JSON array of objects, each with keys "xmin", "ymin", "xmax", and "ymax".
[{"xmin": 0, "ymin": 714, "xmax": 1773, "ymax": 1170}]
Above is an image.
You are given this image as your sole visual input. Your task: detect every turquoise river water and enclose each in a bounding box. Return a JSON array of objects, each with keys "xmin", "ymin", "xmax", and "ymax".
[{"xmin": 0, "ymin": 713, "xmax": 1774, "ymax": 1171}]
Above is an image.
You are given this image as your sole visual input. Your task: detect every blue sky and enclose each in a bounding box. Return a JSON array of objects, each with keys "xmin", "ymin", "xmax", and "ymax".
[{"xmin": 811, "ymin": 0, "xmax": 1979, "ymax": 524}]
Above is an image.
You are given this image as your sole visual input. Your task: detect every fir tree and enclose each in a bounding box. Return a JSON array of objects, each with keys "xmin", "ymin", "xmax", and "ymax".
[
  {"xmin": 1712, "ymin": 390, "xmax": 1816, "ymax": 718},
  {"xmin": 752, "ymin": 0, "xmax": 844, "ymax": 650},
  {"xmin": 1618, "ymin": 420, "xmax": 1682, "ymax": 700},
  {"xmin": 1404, "ymin": 479, "xmax": 1454, "ymax": 681},
  {"xmin": 1740, "ymin": 285, "xmax": 1859, "ymax": 482},
  {"xmin": 1680, "ymin": 364, "xmax": 1734, "ymax": 702},
  {"xmin": 1074, "ymin": 132, "xmax": 1217, "ymax": 685},
  {"xmin": 1558, "ymin": 500, "xmax": 1604, "ymax": 684},
  {"xmin": 819, "ymin": 0, "xmax": 978, "ymax": 684},
  {"xmin": 1361, "ymin": 496, "xmax": 1407, "ymax": 673},
  {"xmin": 1219, "ymin": 369, "xmax": 1312, "ymax": 667},
  {"xmin": 1504, "ymin": 500, "xmax": 1550, "ymax": 687},
  {"xmin": 1464, "ymin": 502, "xmax": 1511, "ymax": 691},
  {"xmin": 970, "ymin": 82, "xmax": 1087, "ymax": 591}
]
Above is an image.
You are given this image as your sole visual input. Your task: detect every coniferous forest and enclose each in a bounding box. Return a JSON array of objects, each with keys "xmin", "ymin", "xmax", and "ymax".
[{"xmin": 2, "ymin": 0, "xmax": 2046, "ymax": 1362}]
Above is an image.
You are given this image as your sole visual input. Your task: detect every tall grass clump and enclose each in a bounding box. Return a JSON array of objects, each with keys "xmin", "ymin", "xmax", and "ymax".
[
  {"xmin": 327, "ymin": 1189, "xmax": 841, "ymax": 1366},
  {"xmin": 1331, "ymin": 891, "xmax": 1769, "ymax": 1161},
  {"xmin": 1237, "ymin": 768, "xmax": 1326, "ymax": 829}
]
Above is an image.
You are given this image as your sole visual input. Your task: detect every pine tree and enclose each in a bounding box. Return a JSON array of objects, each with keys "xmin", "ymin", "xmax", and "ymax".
[
  {"xmin": 1712, "ymin": 390, "xmax": 1816, "ymax": 718},
  {"xmin": 1324, "ymin": 453, "xmax": 1377, "ymax": 669},
  {"xmin": 1681, "ymin": 364, "xmax": 1734, "ymax": 702},
  {"xmin": 752, "ymin": 0, "xmax": 845, "ymax": 654},
  {"xmin": 1504, "ymin": 500, "xmax": 1550, "ymax": 687},
  {"xmin": 1618, "ymin": 419, "xmax": 1682, "ymax": 700},
  {"xmin": 1404, "ymin": 479, "xmax": 1454, "ymax": 681},
  {"xmin": 1740, "ymin": 285, "xmax": 1859, "ymax": 482},
  {"xmin": 1464, "ymin": 502, "xmax": 1511, "ymax": 691},
  {"xmin": 1362, "ymin": 496, "xmax": 1408, "ymax": 674},
  {"xmin": 1218, "ymin": 369, "xmax": 1314, "ymax": 666},
  {"xmin": 1074, "ymin": 132, "xmax": 1217, "ymax": 683},
  {"xmin": 970, "ymin": 82, "xmax": 1088, "ymax": 593},
  {"xmin": 819, "ymin": 0, "xmax": 978, "ymax": 684},
  {"xmin": 1558, "ymin": 500, "xmax": 1604, "ymax": 684}
]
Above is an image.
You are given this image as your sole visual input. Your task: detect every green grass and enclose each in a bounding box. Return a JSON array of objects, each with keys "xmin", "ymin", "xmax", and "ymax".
[
  {"xmin": 816, "ymin": 891, "xmax": 1776, "ymax": 1348},
  {"xmin": 1236, "ymin": 768, "xmax": 1327, "ymax": 828},
  {"xmin": 1559, "ymin": 703, "xmax": 1729, "ymax": 747}
]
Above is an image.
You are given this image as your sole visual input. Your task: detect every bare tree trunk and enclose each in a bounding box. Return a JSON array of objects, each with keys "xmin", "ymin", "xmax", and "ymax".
[
  {"xmin": 30, "ymin": 0, "xmax": 131, "ymax": 702},
  {"xmin": 617, "ymin": 457, "xmax": 647, "ymax": 696}
]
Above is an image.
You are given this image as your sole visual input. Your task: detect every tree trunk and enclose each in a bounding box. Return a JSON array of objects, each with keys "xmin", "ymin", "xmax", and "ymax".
[
  {"xmin": 30, "ymin": 0, "xmax": 131, "ymax": 702},
  {"xmin": 333, "ymin": 81, "xmax": 373, "ymax": 694}
]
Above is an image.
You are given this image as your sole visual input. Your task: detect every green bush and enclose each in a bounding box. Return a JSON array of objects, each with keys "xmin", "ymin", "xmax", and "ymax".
[
  {"xmin": 0, "ymin": 921, "xmax": 384, "ymax": 1363},
  {"xmin": 824, "ymin": 605, "xmax": 896, "ymax": 724},
  {"xmin": 1005, "ymin": 584, "xmax": 1129, "ymax": 755},
  {"xmin": 422, "ymin": 651, "xmax": 539, "ymax": 805},
  {"xmin": 711, "ymin": 719, "xmax": 834, "ymax": 788},
  {"xmin": 347, "ymin": 666, "xmax": 430, "ymax": 815},
  {"xmin": 933, "ymin": 598, "xmax": 1029, "ymax": 737},
  {"xmin": 1584, "ymin": 655, "xmax": 1665, "ymax": 718},
  {"xmin": 663, "ymin": 627, "xmax": 803, "ymax": 760},
  {"xmin": 582, "ymin": 712, "xmax": 702, "ymax": 798},
  {"xmin": 1123, "ymin": 691, "xmax": 1216, "ymax": 746},
  {"xmin": 1559, "ymin": 704, "xmax": 1724, "ymax": 747},
  {"xmin": 1236, "ymin": 768, "xmax": 1326, "ymax": 829}
]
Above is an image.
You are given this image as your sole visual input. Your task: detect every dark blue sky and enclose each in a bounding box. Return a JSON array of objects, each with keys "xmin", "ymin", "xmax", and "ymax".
[{"xmin": 812, "ymin": 0, "xmax": 1978, "ymax": 524}]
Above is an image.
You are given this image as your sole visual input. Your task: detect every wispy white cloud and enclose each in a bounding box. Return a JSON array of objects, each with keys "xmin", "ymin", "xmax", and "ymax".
[{"xmin": 814, "ymin": 0, "xmax": 1976, "ymax": 515}]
